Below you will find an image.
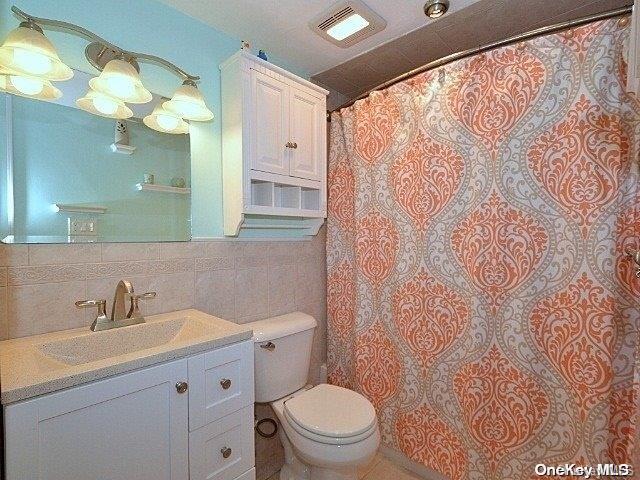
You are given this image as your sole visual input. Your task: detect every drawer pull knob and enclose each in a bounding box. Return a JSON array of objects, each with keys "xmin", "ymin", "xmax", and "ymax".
[
  {"xmin": 220, "ymin": 378, "xmax": 232, "ymax": 390},
  {"xmin": 221, "ymin": 446, "xmax": 232, "ymax": 459},
  {"xmin": 260, "ymin": 341, "xmax": 276, "ymax": 351},
  {"xmin": 176, "ymin": 381, "xmax": 188, "ymax": 394}
]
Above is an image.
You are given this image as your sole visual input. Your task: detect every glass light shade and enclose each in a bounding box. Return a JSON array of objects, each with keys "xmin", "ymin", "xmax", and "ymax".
[
  {"xmin": 89, "ymin": 59, "xmax": 152, "ymax": 104},
  {"xmin": 0, "ymin": 26, "xmax": 73, "ymax": 81},
  {"xmin": 0, "ymin": 73, "xmax": 61, "ymax": 100},
  {"xmin": 163, "ymin": 84, "xmax": 213, "ymax": 121},
  {"xmin": 76, "ymin": 88, "xmax": 133, "ymax": 119},
  {"xmin": 143, "ymin": 104, "xmax": 189, "ymax": 134}
]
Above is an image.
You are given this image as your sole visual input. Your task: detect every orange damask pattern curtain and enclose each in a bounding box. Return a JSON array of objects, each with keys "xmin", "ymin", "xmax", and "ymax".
[{"xmin": 327, "ymin": 18, "xmax": 640, "ymax": 480}]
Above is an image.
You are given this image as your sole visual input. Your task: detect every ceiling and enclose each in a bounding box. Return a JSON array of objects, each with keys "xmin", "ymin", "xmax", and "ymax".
[
  {"xmin": 157, "ymin": 0, "xmax": 483, "ymax": 75},
  {"xmin": 159, "ymin": 0, "xmax": 633, "ymax": 109},
  {"xmin": 313, "ymin": 0, "xmax": 633, "ymax": 108}
]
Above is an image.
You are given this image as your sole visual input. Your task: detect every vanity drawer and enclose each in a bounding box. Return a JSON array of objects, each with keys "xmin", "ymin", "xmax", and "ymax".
[
  {"xmin": 189, "ymin": 405, "xmax": 255, "ymax": 480},
  {"xmin": 188, "ymin": 339, "xmax": 254, "ymax": 430}
]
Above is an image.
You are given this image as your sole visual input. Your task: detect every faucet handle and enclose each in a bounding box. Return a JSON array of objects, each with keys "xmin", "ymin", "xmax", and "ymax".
[
  {"xmin": 127, "ymin": 291, "xmax": 157, "ymax": 319},
  {"xmin": 75, "ymin": 299, "xmax": 109, "ymax": 331},
  {"xmin": 130, "ymin": 292, "xmax": 157, "ymax": 300},
  {"xmin": 75, "ymin": 299, "xmax": 106, "ymax": 309}
]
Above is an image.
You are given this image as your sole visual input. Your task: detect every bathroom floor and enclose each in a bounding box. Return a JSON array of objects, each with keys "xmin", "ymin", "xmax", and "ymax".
[{"xmin": 266, "ymin": 453, "xmax": 423, "ymax": 480}]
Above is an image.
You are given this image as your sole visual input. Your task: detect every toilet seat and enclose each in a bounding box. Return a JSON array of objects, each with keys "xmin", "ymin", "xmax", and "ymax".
[{"xmin": 283, "ymin": 384, "xmax": 377, "ymax": 445}]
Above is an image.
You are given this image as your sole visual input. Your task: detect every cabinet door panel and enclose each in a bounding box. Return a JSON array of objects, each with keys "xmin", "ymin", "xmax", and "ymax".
[
  {"xmin": 251, "ymin": 70, "xmax": 290, "ymax": 175},
  {"xmin": 4, "ymin": 359, "xmax": 189, "ymax": 480},
  {"xmin": 289, "ymin": 88, "xmax": 323, "ymax": 181},
  {"xmin": 189, "ymin": 339, "xmax": 254, "ymax": 431},
  {"xmin": 189, "ymin": 406, "xmax": 254, "ymax": 480}
]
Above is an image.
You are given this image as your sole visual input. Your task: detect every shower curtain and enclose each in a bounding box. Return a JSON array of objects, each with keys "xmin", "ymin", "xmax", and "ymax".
[{"xmin": 327, "ymin": 18, "xmax": 640, "ymax": 480}]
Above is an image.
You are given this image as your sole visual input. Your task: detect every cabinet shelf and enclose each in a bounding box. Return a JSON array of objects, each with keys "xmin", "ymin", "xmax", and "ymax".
[
  {"xmin": 221, "ymin": 50, "xmax": 328, "ymax": 237},
  {"xmin": 54, "ymin": 203, "xmax": 107, "ymax": 214},
  {"xmin": 246, "ymin": 178, "xmax": 323, "ymax": 217},
  {"xmin": 136, "ymin": 183, "xmax": 191, "ymax": 194}
]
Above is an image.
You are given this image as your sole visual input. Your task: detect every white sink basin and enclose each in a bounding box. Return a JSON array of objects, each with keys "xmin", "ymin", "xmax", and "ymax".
[
  {"xmin": 38, "ymin": 317, "xmax": 211, "ymax": 366},
  {"xmin": 0, "ymin": 309, "xmax": 253, "ymax": 404}
]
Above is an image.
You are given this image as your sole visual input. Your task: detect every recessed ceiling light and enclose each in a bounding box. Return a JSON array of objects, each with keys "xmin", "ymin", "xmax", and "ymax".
[
  {"xmin": 326, "ymin": 13, "xmax": 370, "ymax": 41},
  {"xmin": 424, "ymin": 0, "xmax": 449, "ymax": 18},
  {"xmin": 310, "ymin": 1, "xmax": 386, "ymax": 48}
]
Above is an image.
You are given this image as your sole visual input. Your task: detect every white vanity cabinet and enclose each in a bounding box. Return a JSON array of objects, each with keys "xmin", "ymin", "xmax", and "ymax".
[
  {"xmin": 220, "ymin": 50, "xmax": 329, "ymax": 236},
  {"xmin": 3, "ymin": 339, "xmax": 255, "ymax": 480}
]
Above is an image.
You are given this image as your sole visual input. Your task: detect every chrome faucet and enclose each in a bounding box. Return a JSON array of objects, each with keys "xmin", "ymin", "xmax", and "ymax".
[
  {"xmin": 112, "ymin": 280, "xmax": 134, "ymax": 321},
  {"xmin": 75, "ymin": 280, "xmax": 156, "ymax": 331}
]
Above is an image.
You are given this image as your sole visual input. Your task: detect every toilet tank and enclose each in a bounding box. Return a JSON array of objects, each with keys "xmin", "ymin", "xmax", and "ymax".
[{"xmin": 246, "ymin": 312, "xmax": 317, "ymax": 403}]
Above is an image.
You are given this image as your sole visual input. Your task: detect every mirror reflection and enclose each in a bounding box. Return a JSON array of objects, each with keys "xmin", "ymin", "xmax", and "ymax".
[{"xmin": 1, "ymin": 68, "xmax": 191, "ymax": 243}]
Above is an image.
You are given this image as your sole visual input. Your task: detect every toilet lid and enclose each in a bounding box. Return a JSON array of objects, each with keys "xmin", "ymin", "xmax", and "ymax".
[{"xmin": 283, "ymin": 384, "xmax": 376, "ymax": 438}]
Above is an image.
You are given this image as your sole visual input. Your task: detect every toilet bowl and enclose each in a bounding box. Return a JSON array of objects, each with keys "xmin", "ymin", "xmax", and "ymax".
[
  {"xmin": 271, "ymin": 384, "xmax": 380, "ymax": 480},
  {"xmin": 245, "ymin": 313, "xmax": 380, "ymax": 480}
]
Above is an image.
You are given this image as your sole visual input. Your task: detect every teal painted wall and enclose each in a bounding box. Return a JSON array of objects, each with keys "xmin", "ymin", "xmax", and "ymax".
[
  {"xmin": 0, "ymin": 0, "xmax": 311, "ymax": 240},
  {"xmin": 10, "ymin": 95, "xmax": 190, "ymax": 242}
]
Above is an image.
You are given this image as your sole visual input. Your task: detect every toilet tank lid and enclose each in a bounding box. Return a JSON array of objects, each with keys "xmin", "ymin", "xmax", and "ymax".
[{"xmin": 247, "ymin": 312, "xmax": 317, "ymax": 342}]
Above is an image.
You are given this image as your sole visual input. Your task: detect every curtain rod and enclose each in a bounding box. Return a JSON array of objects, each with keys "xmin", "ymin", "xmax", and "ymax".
[{"xmin": 329, "ymin": 5, "xmax": 633, "ymax": 114}]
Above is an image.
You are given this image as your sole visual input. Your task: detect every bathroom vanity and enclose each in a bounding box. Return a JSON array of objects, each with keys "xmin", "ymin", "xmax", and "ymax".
[{"xmin": 0, "ymin": 309, "xmax": 256, "ymax": 480}]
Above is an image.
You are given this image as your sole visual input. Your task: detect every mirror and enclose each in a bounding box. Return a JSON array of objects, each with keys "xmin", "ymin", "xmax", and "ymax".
[{"xmin": 1, "ymin": 68, "xmax": 191, "ymax": 244}]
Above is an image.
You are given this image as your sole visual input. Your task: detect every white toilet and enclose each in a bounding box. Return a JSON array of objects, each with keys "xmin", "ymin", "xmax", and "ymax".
[{"xmin": 247, "ymin": 313, "xmax": 380, "ymax": 480}]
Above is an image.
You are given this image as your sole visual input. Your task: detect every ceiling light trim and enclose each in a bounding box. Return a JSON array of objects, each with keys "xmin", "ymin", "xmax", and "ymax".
[{"xmin": 424, "ymin": 0, "xmax": 450, "ymax": 19}]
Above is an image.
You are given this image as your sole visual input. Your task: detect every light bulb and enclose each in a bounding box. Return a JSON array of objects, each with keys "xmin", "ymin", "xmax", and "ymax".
[
  {"xmin": 172, "ymin": 102, "xmax": 200, "ymax": 118},
  {"xmin": 105, "ymin": 76, "xmax": 135, "ymax": 99},
  {"xmin": 92, "ymin": 95, "xmax": 118, "ymax": 115},
  {"xmin": 11, "ymin": 47, "xmax": 53, "ymax": 75},
  {"xmin": 10, "ymin": 75, "xmax": 44, "ymax": 95},
  {"xmin": 156, "ymin": 113, "xmax": 179, "ymax": 131}
]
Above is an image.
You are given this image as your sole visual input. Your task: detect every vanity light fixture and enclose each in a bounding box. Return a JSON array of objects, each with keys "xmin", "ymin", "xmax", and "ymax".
[
  {"xmin": 2, "ymin": 6, "xmax": 215, "ymax": 134},
  {"xmin": 163, "ymin": 80, "xmax": 214, "ymax": 121},
  {"xmin": 89, "ymin": 58, "xmax": 152, "ymax": 104},
  {"xmin": 424, "ymin": 0, "xmax": 449, "ymax": 18},
  {"xmin": 143, "ymin": 103, "xmax": 189, "ymax": 134},
  {"xmin": 0, "ymin": 21, "xmax": 73, "ymax": 81},
  {"xmin": 76, "ymin": 88, "xmax": 133, "ymax": 119},
  {"xmin": 0, "ymin": 72, "xmax": 62, "ymax": 100}
]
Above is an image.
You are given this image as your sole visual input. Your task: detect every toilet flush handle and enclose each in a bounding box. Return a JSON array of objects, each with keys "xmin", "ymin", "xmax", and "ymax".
[{"xmin": 260, "ymin": 341, "xmax": 276, "ymax": 351}]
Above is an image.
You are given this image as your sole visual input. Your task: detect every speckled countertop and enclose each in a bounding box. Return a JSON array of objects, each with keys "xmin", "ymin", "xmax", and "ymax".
[{"xmin": 0, "ymin": 309, "xmax": 253, "ymax": 404}]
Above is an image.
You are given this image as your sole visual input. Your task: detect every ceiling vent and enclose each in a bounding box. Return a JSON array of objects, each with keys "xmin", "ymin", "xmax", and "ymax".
[{"xmin": 309, "ymin": 0, "xmax": 386, "ymax": 48}]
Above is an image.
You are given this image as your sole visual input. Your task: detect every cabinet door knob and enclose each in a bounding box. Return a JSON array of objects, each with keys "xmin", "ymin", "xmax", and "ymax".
[
  {"xmin": 260, "ymin": 341, "xmax": 276, "ymax": 351},
  {"xmin": 176, "ymin": 381, "xmax": 188, "ymax": 394},
  {"xmin": 220, "ymin": 378, "xmax": 232, "ymax": 390},
  {"xmin": 285, "ymin": 142, "xmax": 292, "ymax": 148},
  {"xmin": 291, "ymin": 142, "xmax": 297, "ymax": 149},
  {"xmin": 221, "ymin": 446, "xmax": 232, "ymax": 459}
]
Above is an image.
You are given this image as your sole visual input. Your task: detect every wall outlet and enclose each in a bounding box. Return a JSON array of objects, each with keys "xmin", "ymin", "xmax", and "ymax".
[{"xmin": 68, "ymin": 218, "xmax": 98, "ymax": 236}]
